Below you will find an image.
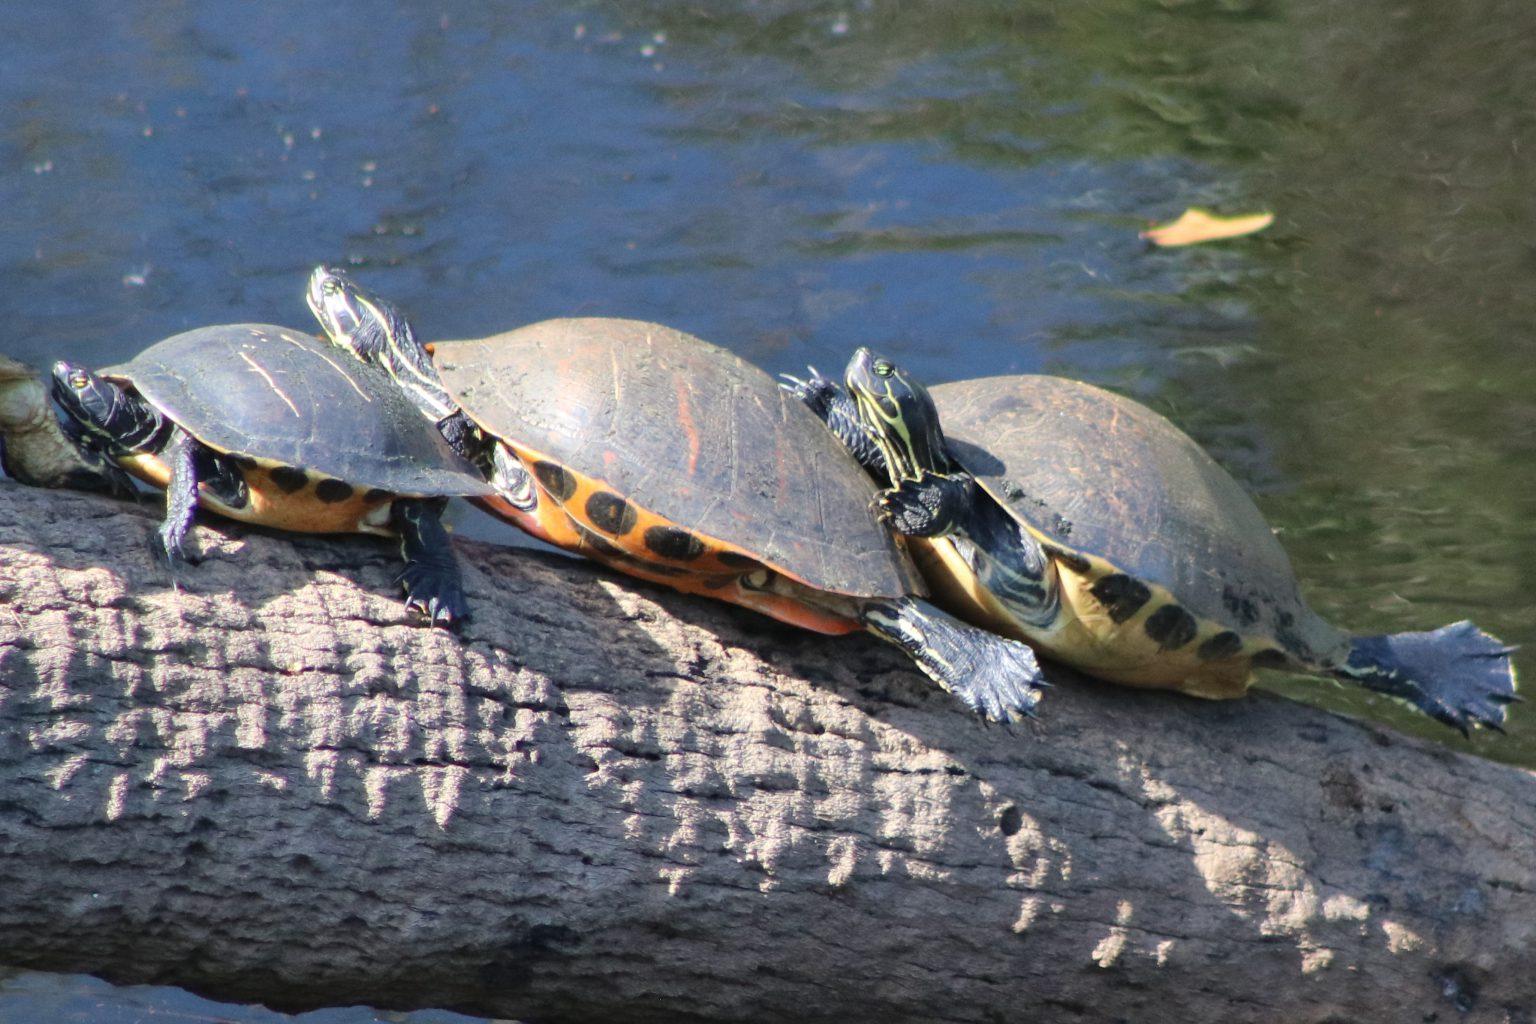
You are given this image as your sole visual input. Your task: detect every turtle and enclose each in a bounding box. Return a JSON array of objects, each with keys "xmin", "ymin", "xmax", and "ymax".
[
  {"xmin": 0, "ymin": 354, "xmax": 134, "ymax": 496},
  {"xmin": 782, "ymin": 350, "xmax": 1519, "ymax": 735},
  {"xmin": 305, "ymin": 266, "xmax": 1047, "ymax": 720},
  {"xmin": 50, "ymin": 323, "xmax": 495, "ymax": 627}
]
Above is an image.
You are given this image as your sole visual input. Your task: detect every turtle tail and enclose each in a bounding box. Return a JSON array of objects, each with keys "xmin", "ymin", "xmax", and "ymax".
[{"xmin": 1335, "ymin": 621, "xmax": 1519, "ymax": 735}]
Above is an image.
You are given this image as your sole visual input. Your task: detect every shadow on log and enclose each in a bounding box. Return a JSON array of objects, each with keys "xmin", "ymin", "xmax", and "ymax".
[{"xmin": 0, "ymin": 480, "xmax": 1532, "ymax": 1023}]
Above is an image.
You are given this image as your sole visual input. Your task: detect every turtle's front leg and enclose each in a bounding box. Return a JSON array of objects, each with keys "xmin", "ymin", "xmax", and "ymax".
[
  {"xmin": 389, "ymin": 497, "xmax": 469, "ymax": 629},
  {"xmin": 780, "ymin": 367, "xmax": 888, "ymax": 475},
  {"xmin": 876, "ymin": 470, "xmax": 975, "ymax": 538},
  {"xmin": 62, "ymin": 450, "xmax": 139, "ymax": 501},
  {"xmin": 436, "ymin": 410, "xmax": 481, "ymax": 464},
  {"xmin": 159, "ymin": 429, "xmax": 201, "ymax": 563}
]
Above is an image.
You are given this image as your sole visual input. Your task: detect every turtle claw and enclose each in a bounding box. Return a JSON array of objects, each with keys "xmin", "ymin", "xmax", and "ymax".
[
  {"xmin": 874, "ymin": 472, "xmax": 966, "ymax": 539},
  {"xmin": 873, "ymin": 488, "xmax": 934, "ymax": 536},
  {"xmin": 395, "ymin": 563, "xmax": 469, "ymax": 630},
  {"xmin": 778, "ymin": 366, "xmax": 842, "ymax": 414},
  {"xmin": 147, "ymin": 532, "xmax": 175, "ymax": 567},
  {"xmin": 157, "ymin": 522, "xmax": 200, "ymax": 567},
  {"xmin": 389, "ymin": 498, "xmax": 470, "ymax": 630},
  {"xmin": 149, "ymin": 533, "xmax": 197, "ymax": 598},
  {"xmin": 860, "ymin": 597, "xmax": 1047, "ymax": 724}
]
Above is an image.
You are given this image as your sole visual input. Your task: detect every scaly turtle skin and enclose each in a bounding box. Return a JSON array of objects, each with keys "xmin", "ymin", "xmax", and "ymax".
[
  {"xmin": 0, "ymin": 354, "xmax": 133, "ymax": 496},
  {"xmin": 306, "ymin": 267, "xmax": 1047, "ymax": 721},
  {"xmin": 785, "ymin": 352, "xmax": 1518, "ymax": 736},
  {"xmin": 51, "ymin": 324, "xmax": 494, "ymax": 627}
]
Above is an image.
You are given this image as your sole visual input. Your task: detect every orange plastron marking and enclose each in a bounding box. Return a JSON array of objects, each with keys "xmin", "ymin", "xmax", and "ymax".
[
  {"xmin": 473, "ymin": 441, "xmax": 860, "ymax": 636},
  {"xmin": 117, "ymin": 451, "xmax": 394, "ymax": 536}
]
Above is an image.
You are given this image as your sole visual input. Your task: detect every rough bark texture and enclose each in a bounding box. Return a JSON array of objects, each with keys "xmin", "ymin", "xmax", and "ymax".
[{"xmin": 0, "ymin": 480, "xmax": 1532, "ymax": 1024}]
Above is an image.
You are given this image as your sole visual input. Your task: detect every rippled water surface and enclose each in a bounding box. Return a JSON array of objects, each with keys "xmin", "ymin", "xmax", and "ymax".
[{"xmin": 4, "ymin": 1, "xmax": 1534, "ymax": 1019}]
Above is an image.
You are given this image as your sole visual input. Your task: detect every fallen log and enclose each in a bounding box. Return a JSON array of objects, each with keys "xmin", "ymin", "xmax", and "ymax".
[{"xmin": 0, "ymin": 480, "xmax": 1532, "ymax": 1024}]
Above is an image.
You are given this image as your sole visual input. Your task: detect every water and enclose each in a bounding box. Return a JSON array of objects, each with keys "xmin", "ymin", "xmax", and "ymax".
[
  {"xmin": 3, "ymin": 1, "xmax": 1532, "ymax": 1018},
  {"xmin": 0, "ymin": 970, "xmax": 488, "ymax": 1024}
]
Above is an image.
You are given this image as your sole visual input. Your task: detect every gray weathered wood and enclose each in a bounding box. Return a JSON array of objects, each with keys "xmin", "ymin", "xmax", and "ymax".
[{"xmin": 0, "ymin": 480, "xmax": 1532, "ymax": 1023}]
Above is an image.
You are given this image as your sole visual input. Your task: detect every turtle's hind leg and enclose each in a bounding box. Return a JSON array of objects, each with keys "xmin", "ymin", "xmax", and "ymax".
[
  {"xmin": 860, "ymin": 597, "xmax": 1046, "ymax": 722},
  {"xmin": 1336, "ymin": 621, "xmax": 1519, "ymax": 735},
  {"xmin": 390, "ymin": 497, "xmax": 469, "ymax": 629}
]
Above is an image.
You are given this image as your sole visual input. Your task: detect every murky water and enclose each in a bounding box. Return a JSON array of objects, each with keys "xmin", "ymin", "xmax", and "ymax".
[{"xmin": 4, "ymin": 0, "xmax": 1533, "ymax": 1019}]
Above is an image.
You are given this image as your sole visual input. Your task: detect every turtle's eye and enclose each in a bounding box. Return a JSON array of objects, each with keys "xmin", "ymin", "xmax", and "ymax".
[
  {"xmin": 69, "ymin": 371, "xmax": 89, "ymax": 390},
  {"xmin": 323, "ymin": 278, "xmax": 341, "ymax": 295},
  {"xmin": 873, "ymin": 360, "xmax": 894, "ymax": 378}
]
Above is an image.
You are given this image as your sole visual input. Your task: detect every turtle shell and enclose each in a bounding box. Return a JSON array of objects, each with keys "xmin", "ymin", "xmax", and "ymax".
[
  {"xmin": 106, "ymin": 324, "xmax": 492, "ymax": 497},
  {"xmin": 431, "ymin": 318, "xmax": 919, "ymax": 599},
  {"xmin": 930, "ymin": 374, "xmax": 1346, "ymax": 662}
]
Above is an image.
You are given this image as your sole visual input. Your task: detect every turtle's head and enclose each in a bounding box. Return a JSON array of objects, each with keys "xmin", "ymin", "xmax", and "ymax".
[
  {"xmin": 50, "ymin": 362, "xmax": 162, "ymax": 455},
  {"xmin": 306, "ymin": 265, "xmax": 413, "ymax": 367},
  {"xmin": 306, "ymin": 265, "xmax": 452, "ymax": 420},
  {"xmin": 845, "ymin": 347, "xmax": 949, "ymax": 480}
]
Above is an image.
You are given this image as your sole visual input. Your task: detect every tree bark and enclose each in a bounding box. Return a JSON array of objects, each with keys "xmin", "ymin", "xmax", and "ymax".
[{"xmin": 0, "ymin": 479, "xmax": 1532, "ymax": 1024}]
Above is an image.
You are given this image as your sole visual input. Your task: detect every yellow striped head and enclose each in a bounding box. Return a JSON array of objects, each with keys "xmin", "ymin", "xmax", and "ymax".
[
  {"xmin": 50, "ymin": 361, "xmax": 167, "ymax": 454},
  {"xmin": 305, "ymin": 265, "xmax": 454, "ymax": 421},
  {"xmin": 306, "ymin": 265, "xmax": 403, "ymax": 365},
  {"xmin": 844, "ymin": 347, "xmax": 949, "ymax": 482}
]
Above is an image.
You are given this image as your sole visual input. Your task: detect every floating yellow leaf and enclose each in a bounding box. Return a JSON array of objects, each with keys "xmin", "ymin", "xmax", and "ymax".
[{"xmin": 1140, "ymin": 207, "xmax": 1274, "ymax": 247}]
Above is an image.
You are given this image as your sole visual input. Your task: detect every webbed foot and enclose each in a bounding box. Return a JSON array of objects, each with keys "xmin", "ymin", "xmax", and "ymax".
[
  {"xmin": 1342, "ymin": 621, "xmax": 1519, "ymax": 736},
  {"xmin": 157, "ymin": 524, "xmax": 198, "ymax": 565},
  {"xmin": 861, "ymin": 596, "xmax": 1046, "ymax": 723},
  {"xmin": 875, "ymin": 471, "xmax": 972, "ymax": 538},
  {"xmin": 391, "ymin": 497, "xmax": 469, "ymax": 629},
  {"xmin": 395, "ymin": 560, "xmax": 470, "ymax": 628}
]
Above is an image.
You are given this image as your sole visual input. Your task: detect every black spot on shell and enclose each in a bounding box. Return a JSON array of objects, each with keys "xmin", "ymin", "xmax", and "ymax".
[
  {"xmin": 534, "ymin": 460, "xmax": 578, "ymax": 502},
  {"xmin": 644, "ymin": 526, "xmax": 705, "ymax": 562},
  {"xmin": 364, "ymin": 488, "xmax": 393, "ymax": 503},
  {"xmin": 269, "ymin": 466, "xmax": 308, "ymax": 493},
  {"xmin": 1198, "ymin": 631, "xmax": 1245, "ymax": 661},
  {"xmin": 1091, "ymin": 574, "xmax": 1151, "ymax": 623},
  {"xmin": 998, "ymin": 807, "xmax": 1023, "ymax": 837},
  {"xmin": 1251, "ymin": 649, "xmax": 1291, "ymax": 669},
  {"xmin": 1144, "ymin": 604, "xmax": 1198, "ymax": 651},
  {"xmin": 1052, "ymin": 548, "xmax": 1091, "ymax": 575},
  {"xmin": 1222, "ymin": 586, "xmax": 1261, "ymax": 626},
  {"xmin": 314, "ymin": 479, "xmax": 354, "ymax": 504},
  {"xmin": 717, "ymin": 550, "xmax": 759, "ymax": 569},
  {"xmin": 585, "ymin": 491, "xmax": 638, "ymax": 535}
]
